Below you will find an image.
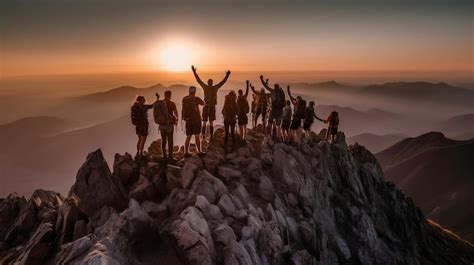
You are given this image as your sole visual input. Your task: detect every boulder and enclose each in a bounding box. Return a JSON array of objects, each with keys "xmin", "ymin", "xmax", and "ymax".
[
  {"xmin": 113, "ymin": 153, "xmax": 139, "ymax": 187},
  {"xmin": 56, "ymin": 197, "xmax": 84, "ymax": 245},
  {"xmin": 190, "ymin": 170, "xmax": 228, "ymax": 204},
  {"xmin": 14, "ymin": 222, "xmax": 54, "ymax": 264},
  {"xmin": 73, "ymin": 149, "xmax": 127, "ymax": 217},
  {"xmin": 0, "ymin": 193, "xmax": 27, "ymax": 240},
  {"xmin": 181, "ymin": 156, "xmax": 203, "ymax": 189}
]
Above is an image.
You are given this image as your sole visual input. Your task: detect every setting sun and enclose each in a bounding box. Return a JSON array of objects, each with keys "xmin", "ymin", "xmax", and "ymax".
[{"xmin": 159, "ymin": 44, "xmax": 193, "ymax": 72}]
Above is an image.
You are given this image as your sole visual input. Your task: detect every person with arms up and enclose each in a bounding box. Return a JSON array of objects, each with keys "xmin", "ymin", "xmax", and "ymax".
[
  {"xmin": 287, "ymin": 85, "xmax": 306, "ymax": 144},
  {"xmin": 260, "ymin": 75, "xmax": 286, "ymax": 141},
  {"xmin": 237, "ymin": 80, "xmax": 251, "ymax": 141},
  {"xmin": 303, "ymin": 101, "xmax": 325, "ymax": 142},
  {"xmin": 153, "ymin": 90, "xmax": 178, "ymax": 161},
  {"xmin": 250, "ymin": 84, "xmax": 269, "ymax": 130},
  {"xmin": 131, "ymin": 95, "xmax": 154, "ymax": 157},
  {"xmin": 182, "ymin": 86, "xmax": 205, "ymax": 157},
  {"xmin": 222, "ymin": 90, "xmax": 239, "ymax": 153},
  {"xmin": 191, "ymin": 65, "xmax": 231, "ymax": 142}
]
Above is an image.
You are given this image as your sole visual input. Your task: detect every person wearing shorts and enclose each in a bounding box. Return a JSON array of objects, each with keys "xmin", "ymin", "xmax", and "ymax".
[
  {"xmin": 131, "ymin": 95, "xmax": 153, "ymax": 156},
  {"xmin": 182, "ymin": 86, "xmax": 205, "ymax": 156}
]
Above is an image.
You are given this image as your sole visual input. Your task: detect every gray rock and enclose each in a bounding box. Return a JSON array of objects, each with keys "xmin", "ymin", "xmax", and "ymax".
[
  {"xmin": 218, "ymin": 194, "xmax": 236, "ymax": 216},
  {"xmin": 213, "ymin": 224, "xmax": 237, "ymax": 246},
  {"xmin": 259, "ymin": 175, "xmax": 275, "ymax": 201},
  {"xmin": 73, "ymin": 149, "xmax": 127, "ymax": 217},
  {"xmin": 113, "ymin": 153, "xmax": 138, "ymax": 187},
  {"xmin": 181, "ymin": 156, "xmax": 203, "ymax": 189},
  {"xmin": 13, "ymin": 222, "xmax": 54, "ymax": 264},
  {"xmin": 191, "ymin": 170, "xmax": 228, "ymax": 204}
]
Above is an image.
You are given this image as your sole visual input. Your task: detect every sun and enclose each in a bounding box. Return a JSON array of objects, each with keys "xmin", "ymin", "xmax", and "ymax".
[{"xmin": 160, "ymin": 44, "xmax": 193, "ymax": 72}]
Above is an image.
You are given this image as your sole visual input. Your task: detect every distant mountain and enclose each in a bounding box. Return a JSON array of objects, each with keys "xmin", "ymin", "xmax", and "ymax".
[
  {"xmin": 347, "ymin": 132, "xmax": 406, "ymax": 153},
  {"xmin": 360, "ymin": 81, "xmax": 474, "ymax": 107},
  {"xmin": 376, "ymin": 132, "xmax": 474, "ymax": 243},
  {"xmin": 435, "ymin": 113, "xmax": 474, "ymax": 137}
]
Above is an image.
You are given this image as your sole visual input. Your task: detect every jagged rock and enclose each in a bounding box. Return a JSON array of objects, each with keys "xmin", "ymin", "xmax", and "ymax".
[
  {"xmin": 258, "ymin": 175, "xmax": 275, "ymax": 201},
  {"xmin": 56, "ymin": 197, "xmax": 84, "ymax": 245},
  {"xmin": 217, "ymin": 165, "xmax": 242, "ymax": 182},
  {"xmin": 224, "ymin": 240, "xmax": 253, "ymax": 265},
  {"xmin": 129, "ymin": 175, "xmax": 159, "ymax": 203},
  {"xmin": 54, "ymin": 234, "xmax": 97, "ymax": 264},
  {"xmin": 113, "ymin": 153, "xmax": 139, "ymax": 187},
  {"xmin": 181, "ymin": 156, "xmax": 203, "ymax": 189},
  {"xmin": 4, "ymin": 200, "xmax": 38, "ymax": 246},
  {"xmin": 0, "ymin": 193, "xmax": 27, "ymax": 240},
  {"xmin": 72, "ymin": 220, "xmax": 88, "ymax": 242},
  {"xmin": 12, "ymin": 222, "xmax": 54, "ymax": 264},
  {"xmin": 30, "ymin": 189, "xmax": 64, "ymax": 209},
  {"xmin": 190, "ymin": 170, "xmax": 228, "ymax": 204},
  {"xmin": 73, "ymin": 149, "xmax": 127, "ymax": 217},
  {"xmin": 213, "ymin": 224, "xmax": 236, "ymax": 246},
  {"xmin": 217, "ymin": 194, "xmax": 236, "ymax": 216}
]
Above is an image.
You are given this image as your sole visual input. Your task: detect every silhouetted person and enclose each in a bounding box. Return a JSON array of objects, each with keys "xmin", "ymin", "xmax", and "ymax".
[
  {"xmin": 250, "ymin": 84, "xmax": 269, "ymax": 129},
  {"xmin": 191, "ymin": 65, "xmax": 231, "ymax": 142},
  {"xmin": 251, "ymin": 93, "xmax": 258, "ymax": 128},
  {"xmin": 237, "ymin": 80, "xmax": 250, "ymax": 141},
  {"xmin": 287, "ymin": 85, "xmax": 306, "ymax": 143},
  {"xmin": 303, "ymin": 101, "xmax": 325, "ymax": 142},
  {"xmin": 131, "ymin": 95, "xmax": 153, "ymax": 156},
  {"xmin": 155, "ymin": 90, "xmax": 178, "ymax": 161},
  {"xmin": 281, "ymin": 100, "xmax": 292, "ymax": 143},
  {"xmin": 182, "ymin": 86, "xmax": 205, "ymax": 156},
  {"xmin": 325, "ymin": 111, "xmax": 339, "ymax": 143},
  {"xmin": 260, "ymin": 75, "xmax": 285, "ymax": 140},
  {"xmin": 222, "ymin": 90, "xmax": 239, "ymax": 153}
]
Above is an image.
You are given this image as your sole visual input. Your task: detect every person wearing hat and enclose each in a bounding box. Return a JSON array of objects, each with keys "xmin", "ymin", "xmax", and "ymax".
[{"xmin": 182, "ymin": 86, "xmax": 205, "ymax": 156}]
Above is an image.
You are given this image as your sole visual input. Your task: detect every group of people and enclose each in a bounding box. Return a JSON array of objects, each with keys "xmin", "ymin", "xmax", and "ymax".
[{"xmin": 131, "ymin": 66, "xmax": 340, "ymax": 160}]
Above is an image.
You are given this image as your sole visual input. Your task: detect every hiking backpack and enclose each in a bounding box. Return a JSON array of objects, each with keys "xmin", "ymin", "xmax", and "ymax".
[
  {"xmin": 131, "ymin": 105, "xmax": 141, "ymax": 125},
  {"xmin": 271, "ymin": 88, "xmax": 285, "ymax": 108},
  {"xmin": 153, "ymin": 100, "xmax": 169, "ymax": 125},
  {"xmin": 182, "ymin": 96, "xmax": 198, "ymax": 121},
  {"xmin": 295, "ymin": 99, "xmax": 306, "ymax": 119},
  {"xmin": 238, "ymin": 97, "xmax": 250, "ymax": 114}
]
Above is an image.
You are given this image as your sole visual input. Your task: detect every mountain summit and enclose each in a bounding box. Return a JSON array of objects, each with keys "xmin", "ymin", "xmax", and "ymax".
[{"xmin": 1, "ymin": 129, "xmax": 473, "ymax": 264}]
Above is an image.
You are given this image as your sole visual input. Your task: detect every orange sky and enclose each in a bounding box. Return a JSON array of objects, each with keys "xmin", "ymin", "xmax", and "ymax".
[{"xmin": 1, "ymin": 1, "xmax": 473, "ymax": 78}]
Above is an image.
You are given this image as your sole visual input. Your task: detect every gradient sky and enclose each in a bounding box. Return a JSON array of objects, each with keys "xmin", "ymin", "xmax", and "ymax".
[{"xmin": 1, "ymin": 0, "xmax": 473, "ymax": 77}]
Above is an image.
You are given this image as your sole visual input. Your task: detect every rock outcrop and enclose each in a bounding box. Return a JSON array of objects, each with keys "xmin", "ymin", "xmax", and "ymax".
[{"xmin": 1, "ymin": 129, "xmax": 473, "ymax": 264}]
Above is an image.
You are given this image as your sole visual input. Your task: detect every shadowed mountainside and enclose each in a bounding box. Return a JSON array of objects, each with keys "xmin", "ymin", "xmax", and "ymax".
[
  {"xmin": 376, "ymin": 132, "xmax": 474, "ymax": 243},
  {"xmin": 347, "ymin": 133, "xmax": 406, "ymax": 153}
]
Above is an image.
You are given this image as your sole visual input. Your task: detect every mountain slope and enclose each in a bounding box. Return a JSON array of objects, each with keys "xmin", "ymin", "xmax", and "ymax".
[
  {"xmin": 376, "ymin": 132, "xmax": 474, "ymax": 243},
  {"xmin": 0, "ymin": 130, "xmax": 473, "ymax": 264},
  {"xmin": 347, "ymin": 132, "xmax": 406, "ymax": 153}
]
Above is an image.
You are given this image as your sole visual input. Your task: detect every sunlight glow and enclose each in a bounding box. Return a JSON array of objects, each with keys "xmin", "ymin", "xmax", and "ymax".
[{"xmin": 160, "ymin": 44, "xmax": 194, "ymax": 72}]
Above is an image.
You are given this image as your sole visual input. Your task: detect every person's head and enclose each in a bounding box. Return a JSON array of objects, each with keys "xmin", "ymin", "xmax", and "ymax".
[
  {"xmin": 207, "ymin": 79, "xmax": 213, "ymax": 86},
  {"xmin": 331, "ymin": 111, "xmax": 338, "ymax": 117},
  {"xmin": 164, "ymin": 90, "xmax": 172, "ymax": 100},
  {"xmin": 286, "ymin": 100, "xmax": 291, "ymax": 106},
  {"xmin": 275, "ymin": 84, "xmax": 280, "ymax": 90},
  {"xmin": 189, "ymin": 86, "xmax": 197, "ymax": 96},
  {"xmin": 309, "ymin": 101, "xmax": 315, "ymax": 106},
  {"xmin": 229, "ymin": 90, "xmax": 236, "ymax": 99},
  {"xmin": 260, "ymin": 88, "xmax": 265, "ymax": 94},
  {"xmin": 296, "ymin": 96, "xmax": 302, "ymax": 101},
  {"xmin": 238, "ymin": 89, "xmax": 243, "ymax": 96},
  {"xmin": 135, "ymin": 96, "xmax": 145, "ymax": 105}
]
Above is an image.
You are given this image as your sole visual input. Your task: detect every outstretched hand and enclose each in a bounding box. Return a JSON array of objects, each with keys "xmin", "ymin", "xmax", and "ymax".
[
  {"xmin": 191, "ymin": 65, "xmax": 196, "ymax": 72},
  {"xmin": 155, "ymin": 93, "xmax": 160, "ymax": 100},
  {"xmin": 225, "ymin": 70, "xmax": 231, "ymax": 76},
  {"xmin": 246, "ymin": 80, "xmax": 249, "ymax": 85}
]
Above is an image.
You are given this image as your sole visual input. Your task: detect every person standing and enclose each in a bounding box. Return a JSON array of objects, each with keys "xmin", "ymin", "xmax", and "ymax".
[
  {"xmin": 287, "ymin": 86, "xmax": 306, "ymax": 143},
  {"xmin": 325, "ymin": 111, "xmax": 339, "ymax": 143},
  {"xmin": 237, "ymin": 80, "xmax": 250, "ymax": 141},
  {"xmin": 182, "ymin": 86, "xmax": 205, "ymax": 157},
  {"xmin": 191, "ymin": 65, "xmax": 231, "ymax": 142},
  {"xmin": 250, "ymin": 84, "xmax": 269, "ymax": 130},
  {"xmin": 154, "ymin": 90, "xmax": 178, "ymax": 161},
  {"xmin": 303, "ymin": 101, "xmax": 325, "ymax": 142},
  {"xmin": 131, "ymin": 95, "xmax": 153, "ymax": 157},
  {"xmin": 260, "ymin": 75, "xmax": 285, "ymax": 141},
  {"xmin": 281, "ymin": 100, "xmax": 292, "ymax": 143},
  {"xmin": 222, "ymin": 90, "xmax": 239, "ymax": 153}
]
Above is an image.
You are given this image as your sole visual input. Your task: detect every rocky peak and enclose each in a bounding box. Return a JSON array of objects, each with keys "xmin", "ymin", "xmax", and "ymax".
[{"xmin": 1, "ymin": 129, "xmax": 473, "ymax": 264}]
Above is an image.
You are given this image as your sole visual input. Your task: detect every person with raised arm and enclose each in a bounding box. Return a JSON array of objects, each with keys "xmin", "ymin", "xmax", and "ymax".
[
  {"xmin": 191, "ymin": 65, "xmax": 231, "ymax": 142},
  {"xmin": 250, "ymin": 83, "xmax": 269, "ymax": 129},
  {"xmin": 237, "ymin": 80, "xmax": 251, "ymax": 141},
  {"xmin": 260, "ymin": 75, "xmax": 285, "ymax": 141},
  {"xmin": 287, "ymin": 85, "xmax": 306, "ymax": 143}
]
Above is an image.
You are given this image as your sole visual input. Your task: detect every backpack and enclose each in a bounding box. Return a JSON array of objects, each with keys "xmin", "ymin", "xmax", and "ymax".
[
  {"xmin": 330, "ymin": 111, "xmax": 339, "ymax": 126},
  {"xmin": 131, "ymin": 105, "xmax": 141, "ymax": 126},
  {"xmin": 153, "ymin": 100, "xmax": 169, "ymax": 125},
  {"xmin": 238, "ymin": 96, "xmax": 250, "ymax": 114},
  {"xmin": 271, "ymin": 88, "xmax": 285, "ymax": 108},
  {"xmin": 182, "ymin": 96, "xmax": 198, "ymax": 121},
  {"xmin": 295, "ymin": 99, "xmax": 306, "ymax": 119}
]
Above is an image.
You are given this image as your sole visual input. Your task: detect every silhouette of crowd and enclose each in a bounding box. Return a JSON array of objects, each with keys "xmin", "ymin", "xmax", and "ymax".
[{"xmin": 131, "ymin": 66, "xmax": 340, "ymax": 160}]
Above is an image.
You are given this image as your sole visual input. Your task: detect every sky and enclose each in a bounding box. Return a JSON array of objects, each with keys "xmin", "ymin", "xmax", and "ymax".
[{"xmin": 1, "ymin": 0, "xmax": 473, "ymax": 78}]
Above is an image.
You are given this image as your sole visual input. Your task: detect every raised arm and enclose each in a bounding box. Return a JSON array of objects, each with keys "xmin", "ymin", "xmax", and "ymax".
[
  {"xmin": 250, "ymin": 84, "xmax": 257, "ymax": 94},
  {"xmin": 260, "ymin": 75, "xmax": 272, "ymax": 91},
  {"xmin": 215, "ymin": 70, "xmax": 231, "ymax": 90},
  {"xmin": 191, "ymin": 65, "xmax": 207, "ymax": 88},
  {"xmin": 313, "ymin": 112, "xmax": 325, "ymax": 122},
  {"xmin": 287, "ymin": 85, "xmax": 296, "ymax": 104},
  {"xmin": 244, "ymin": 80, "xmax": 250, "ymax": 97}
]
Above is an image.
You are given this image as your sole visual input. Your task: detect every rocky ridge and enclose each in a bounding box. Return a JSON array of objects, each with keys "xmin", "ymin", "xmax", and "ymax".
[{"xmin": 1, "ymin": 129, "xmax": 473, "ymax": 264}]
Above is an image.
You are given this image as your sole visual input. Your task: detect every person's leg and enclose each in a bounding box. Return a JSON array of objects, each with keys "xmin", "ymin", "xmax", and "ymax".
[
  {"xmin": 161, "ymin": 129, "xmax": 167, "ymax": 159},
  {"xmin": 136, "ymin": 135, "xmax": 141, "ymax": 156},
  {"xmin": 140, "ymin": 136, "xmax": 147, "ymax": 155},
  {"xmin": 223, "ymin": 120, "xmax": 229, "ymax": 152},
  {"xmin": 195, "ymin": 134, "xmax": 202, "ymax": 153},
  {"xmin": 243, "ymin": 126, "xmax": 247, "ymax": 140},
  {"xmin": 209, "ymin": 120, "xmax": 214, "ymax": 141},
  {"xmin": 168, "ymin": 129, "xmax": 174, "ymax": 159},
  {"xmin": 185, "ymin": 135, "xmax": 191, "ymax": 154},
  {"xmin": 230, "ymin": 121, "xmax": 235, "ymax": 145},
  {"xmin": 201, "ymin": 121, "xmax": 207, "ymax": 139}
]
